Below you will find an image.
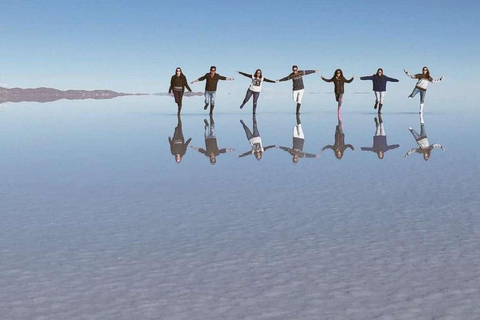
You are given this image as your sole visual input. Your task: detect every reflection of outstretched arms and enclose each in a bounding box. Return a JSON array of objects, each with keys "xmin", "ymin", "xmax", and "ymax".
[
  {"xmin": 322, "ymin": 145, "xmax": 335, "ymax": 151},
  {"xmin": 185, "ymin": 138, "xmax": 192, "ymax": 148},
  {"xmin": 431, "ymin": 144, "xmax": 445, "ymax": 150},
  {"xmin": 191, "ymin": 146, "xmax": 207, "ymax": 155},
  {"xmin": 264, "ymin": 145, "xmax": 276, "ymax": 151},
  {"xmin": 405, "ymin": 148, "xmax": 419, "ymax": 158},
  {"xmin": 278, "ymin": 146, "xmax": 293, "ymax": 153},
  {"xmin": 219, "ymin": 148, "xmax": 235, "ymax": 154},
  {"xmin": 385, "ymin": 76, "xmax": 399, "ymax": 82},
  {"xmin": 346, "ymin": 144, "xmax": 355, "ymax": 151},
  {"xmin": 239, "ymin": 150, "xmax": 252, "ymax": 158}
]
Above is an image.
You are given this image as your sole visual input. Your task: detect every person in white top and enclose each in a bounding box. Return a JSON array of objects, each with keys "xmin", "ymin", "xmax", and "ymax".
[
  {"xmin": 237, "ymin": 69, "xmax": 276, "ymax": 114},
  {"xmin": 404, "ymin": 66, "xmax": 444, "ymax": 113},
  {"xmin": 239, "ymin": 115, "xmax": 276, "ymax": 160},
  {"xmin": 405, "ymin": 113, "xmax": 445, "ymax": 161}
]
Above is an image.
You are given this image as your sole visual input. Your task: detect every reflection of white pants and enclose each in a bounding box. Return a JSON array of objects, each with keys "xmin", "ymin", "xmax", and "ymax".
[
  {"xmin": 293, "ymin": 124, "xmax": 304, "ymax": 139},
  {"xmin": 293, "ymin": 89, "xmax": 304, "ymax": 104},
  {"xmin": 375, "ymin": 123, "xmax": 385, "ymax": 136},
  {"xmin": 374, "ymin": 91, "xmax": 385, "ymax": 104}
]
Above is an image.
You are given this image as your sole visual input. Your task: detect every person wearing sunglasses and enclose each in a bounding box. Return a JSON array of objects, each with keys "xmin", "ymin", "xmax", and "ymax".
[
  {"xmin": 404, "ymin": 66, "xmax": 444, "ymax": 113},
  {"xmin": 237, "ymin": 69, "xmax": 276, "ymax": 114},
  {"xmin": 191, "ymin": 66, "xmax": 235, "ymax": 115},
  {"xmin": 277, "ymin": 65, "xmax": 319, "ymax": 114},
  {"xmin": 321, "ymin": 69, "xmax": 354, "ymax": 112},
  {"xmin": 168, "ymin": 67, "xmax": 192, "ymax": 115},
  {"xmin": 360, "ymin": 68, "xmax": 399, "ymax": 114}
]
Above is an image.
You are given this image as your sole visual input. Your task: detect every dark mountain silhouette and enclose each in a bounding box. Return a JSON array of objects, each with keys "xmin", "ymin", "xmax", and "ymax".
[{"xmin": 0, "ymin": 87, "xmax": 148, "ymax": 104}]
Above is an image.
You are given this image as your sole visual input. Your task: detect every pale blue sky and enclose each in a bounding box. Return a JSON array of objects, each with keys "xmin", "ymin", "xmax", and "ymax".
[{"xmin": 1, "ymin": 0, "xmax": 479, "ymax": 101}]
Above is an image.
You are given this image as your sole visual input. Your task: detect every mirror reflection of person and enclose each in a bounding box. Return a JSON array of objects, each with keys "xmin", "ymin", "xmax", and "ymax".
[
  {"xmin": 360, "ymin": 115, "xmax": 399, "ymax": 159},
  {"xmin": 405, "ymin": 113, "xmax": 445, "ymax": 161},
  {"xmin": 191, "ymin": 115, "xmax": 235, "ymax": 164},
  {"xmin": 237, "ymin": 69, "xmax": 276, "ymax": 114},
  {"xmin": 322, "ymin": 112, "xmax": 354, "ymax": 160},
  {"xmin": 277, "ymin": 65, "xmax": 319, "ymax": 114},
  {"xmin": 321, "ymin": 69, "xmax": 354, "ymax": 112},
  {"xmin": 278, "ymin": 114, "xmax": 319, "ymax": 163},
  {"xmin": 190, "ymin": 66, "xmax": 235, "ymax": 115},
  {"xmin": 239, "ymin": 114, "xmax": 275, "ymax": 160},
  {"xmin": 168, "ymin": 115, "xmax": 192, "ymax": 163},
  {"xmin": 168, "ymin": 67, "xmax": 192, "ymax": 115}
]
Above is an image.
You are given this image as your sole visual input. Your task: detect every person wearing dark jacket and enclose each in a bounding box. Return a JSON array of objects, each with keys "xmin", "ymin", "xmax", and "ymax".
[
  {"xmin": 322, "ymin": 112, "xmax": 354, "ymax": 160},
  {"xmin": 190, "ymin": 115, "xmax": 235, "ymax": 164},
  {"xmin": 278, "ymin": 114, "xmax": 319, "ymax": 163},
  {"xmin": 360, "ymin": 68, "xmax": 399, "ymax": 113},
  {"xmin": 360, "ymin": 115, "xmax": 399, "ymax": 159},
  {"xmin": 168, "ymin": 115, "xmax": 192, "ymax": 163},
  {"xmin": 277, "ymin": 65, "xmax": 319, "ymax": 114},
  {"xmin": 191, "ymin": 66, "xmax": 235, "ymax": 115},
  {"xmin": 321, "ymin": 69, "xmax": 354, "ymax": 111},
  {"xmin": 169, "ymin": 67, "xmax": 192, "ymax": 114},
  {"xmin": 237, "ymin": 69, "xmax": 276, "ymax": 114}
]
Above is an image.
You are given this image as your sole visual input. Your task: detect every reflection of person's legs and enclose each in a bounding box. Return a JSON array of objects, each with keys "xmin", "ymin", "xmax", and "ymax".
[
  {"xmin": 252, "ymin": 115, "xmax": 260, "ymax": 137},
  {"xmin": 294, "ymin": 124, "xmax": 304, "ymax": 139},
  {"xmin": 375, "ymin": 120, "xmax": 381, "ymax": 136},
  {"xmin": 379, "ymin": 122, "xmax": 385, "ymax": 136},
  {"xmin": 240, "ymin": 120, "xmax": 253, "ymax": 140},
  {"xmin": 240, "ymin": 89, "xmax": 253, "ymax": 108},
  {"xmin": 409, "ymin": 127, "xmax": 421, "ymax": 140},
  {"xmin": 419, "ymin": 123, "xmax": 426, "ymax": 138}
]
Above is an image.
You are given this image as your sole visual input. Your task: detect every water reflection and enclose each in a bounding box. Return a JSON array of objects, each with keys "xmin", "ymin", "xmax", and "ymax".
[
  {"xmin": 190, "ymin": 115, "xmax": 235, "ymax": 164},
  {"xmin": 405, "ymin": 113, "xmax": 445, "ymax": 161},
  {"xmin": 168, "ymin": 115, "xmax": 192, "ymax": 163},
  {"xmin": 322, "ymin": 112, "xmax": 355, "ymax": 159},
  {"xmin": 360, "ymin": 115, "xmax": 400, "ymax": 159},
  {"xmin": 278, "ymin": 114, "xmax": 319, "ymax": 163},
  {"xmin": 239, "ymin": 114, "xmax": 275, "ymax": 160}
]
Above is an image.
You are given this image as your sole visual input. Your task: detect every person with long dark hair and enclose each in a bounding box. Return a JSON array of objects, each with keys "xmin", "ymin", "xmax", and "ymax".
[
  {"xmin": 168, "ymin": 115, "xmax": 192, "ymax": 163},
  {"xmin": 321, "ymin": 69, "xmax": 354, "ymax": 111},
  {"xmin": 191, "ymin": 66, "xmax": 235, "ymax": 115},
  {"xmin": 360, "ymin": 115, "xmax": 399, "ymax": 159},
  {"xmin": 168, "ymin": 67, "xmax": 192, "ymax": 114},
  {"xmin": 404, "ymin": 66, "xmax": 444, "ymax": 113},
  {"xmin": 360, "ymin": 68, "xmax": 399, "ymax": 113},
  {"xmin": 237, "ymin": 69, "xmax": 276, "ymax": 114},
  {"xmin": 322, "ymin": 112, "xmax": 354, "ymax": 160},
  {"xmin": 277, "ymin": 65, "xmax": 319, "ymax": 114},
  {"xmin": 238, "ymin": 114, "xmax": 275, "ymax": 160}
]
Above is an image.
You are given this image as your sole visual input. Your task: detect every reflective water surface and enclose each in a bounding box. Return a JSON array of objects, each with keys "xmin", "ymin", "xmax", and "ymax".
[{"xmin": 1, "ymin": 96, "xmax": 479, "ymax": 319}]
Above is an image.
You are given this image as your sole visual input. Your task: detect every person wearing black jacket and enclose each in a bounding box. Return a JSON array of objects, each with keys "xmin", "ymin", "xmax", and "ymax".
[
  {"xmin": 191, "ymin": 66, "xmax": 235, "ymax": 115},
  {"xmin": 168, "ymin": 115, "xmax": 192, "ymax": 163},
  {"xmin": 321, "ymin": 69, "xmax": 354, "ymax": 111},
  {"xmin": 360, "ymin": 68, "xmax": 399, "ymax": 113},
  {"xmin": 169, "ymin": 67, "xmax": 192, "ymax": 114},
  {"xmin": 277, "ymin": 65, "xmax": 319, "ymax": 114}
]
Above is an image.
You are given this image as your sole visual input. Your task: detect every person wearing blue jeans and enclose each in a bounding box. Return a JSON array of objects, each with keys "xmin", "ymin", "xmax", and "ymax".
[
  {"xmin": 404, "ymin": 67, "xmax": 443, "ymax": 113},
  {"xmin": 191, "ymin": 66, "xmax": 235, "ymax": 115}
]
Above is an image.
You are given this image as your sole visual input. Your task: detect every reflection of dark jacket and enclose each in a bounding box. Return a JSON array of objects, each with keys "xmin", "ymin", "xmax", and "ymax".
[
  {"xmin": 168, "ymin": 124, "xmax": 191, "ymax": 156},
  {"xmin": 197, "ymin": 73, "xmax": 227, "ymax": 91},
  {"xmin": 360, "ymin": 74, "xmax": 399, "ymax": 92},
  {"xmin": 195, "ymin": 139, "xmax": 229, "ymax": 156},
  {"xmin": 322, "ymin": 76, "xmax": 353, "ymax": 94},
  {"xmin": 322, "ymin": 125, "xmax": 354, "ymax": 152},
  {"xmin": 361, "ymin": 136, "xmax": 399, "ymax": 153},
  {"xmin": 169, "ymin": 74, "xmax": 192, "ymax": 93}
]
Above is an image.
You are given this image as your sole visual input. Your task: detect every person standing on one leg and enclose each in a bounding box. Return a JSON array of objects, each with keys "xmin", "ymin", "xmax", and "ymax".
[
  {"xmin": 321, "ymin": 69, "xmax": 354, "ymax": 112},
  {"xmin": 169, "ymin": 67, "xmax": 192, "ymax": 115},
  {"xmin": 277, "ymin": 65, "xmax": 319, "ymax": 114},
  {"xmin": 404, "ymin": 66, "xmax": 443, "ymax": 113},
  {"xmin": 360, "ymin": 68, "xmax": 399, "ymax": 114},
  {"xmin": 191, "ymin": 66, "xmax": 235, "ymax": 115},
  {"xmin": 237, "ymin": 69, "xmax": 276, "ymax": 114}
]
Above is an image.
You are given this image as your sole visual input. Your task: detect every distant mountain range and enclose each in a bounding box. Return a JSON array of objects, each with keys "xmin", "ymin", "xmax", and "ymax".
[
  {"xmin": 154, "ymin": 92, "xmax": 204, "ymax": 97},
  {"xmin": 0, "ymin": 87, "xmax": 148, "ymax": 104}
]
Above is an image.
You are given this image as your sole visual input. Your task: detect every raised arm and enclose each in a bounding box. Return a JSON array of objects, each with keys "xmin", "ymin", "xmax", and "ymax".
[
  {"xmin": 238, "ymin": 150, "xmax": 252, "ymax": 158},
  {"xmin": 404, "ymin": 69, "xmax": 417, "ymax": 79},
  {"xmin": 321, "ymin": 76, "xmax": 333, "ymax": 83},
  {"xmin": 346, "ymin": 144, "xmax": 355, "ymax": 150},
  {"xmin": 345, "ymin": 77, "xmax": 354, "ymax": 83}
]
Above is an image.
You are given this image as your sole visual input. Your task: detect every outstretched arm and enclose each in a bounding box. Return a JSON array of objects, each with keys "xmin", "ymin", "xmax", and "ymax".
[
  {"xmin": 321, "ymin": 76, "xmax": 333, "ymax": 82},
  {"xmin": 346, "ymin": 144, "xmax": 355, "ymax": 151},
  {"xmin": 238, "ymin": 150, "xmax": 252, "ymax": 158},
  {"xmin": 304, "ymin": 70, "xmax": 319, "ymax": 76},
  {"xmin": 191, "ymin": 146, "xmax": 207, "ymax": 155},
  {"xmin": 404, "ymin": 148, "xmax": 419, "ymax": 158},
  {"xmin": 263, "ymin": 78, "xmax": 276, "ymax": 83},
  {"xmin": 277, "ymin": 74, "xmax": 291, "ymax": 82},
  {"xmin": 237, "ymin": 71, "xmax": 252, "ymax": 78},
  {"xmin": 431, "ymin": 76, "xmax": 444, "ymax": 83},
  {"xmin": 191, "ymin": 75, "xmax": 206, "ymax": 84},
  {"xmin": 404, "ymin": 69, "xmax": 416, "ymax": 79},
  {"xmin": 263, "ymin": 145, "xmax": 276, "ymax": 151},
  {"xmin": 346, "ymin": 76, "xmax": 354, "ymax": 83},
  {"xmin": 322, "ymin": 145, "xmax": 334, "ymax": 151},
  {"xmin": 431, "ymin": 144, "xmax": 445, "ymax": 150},
  {"xmin": 218, "ymin": 75, "xmax": 235, "ymax": 81},
  {"xmin": 384, "ymin": 76, "xmax": 399, "ymax": 82},
  {"xmin": 360, "ymin": 75, "xmax": 374, "ymax": 81}
]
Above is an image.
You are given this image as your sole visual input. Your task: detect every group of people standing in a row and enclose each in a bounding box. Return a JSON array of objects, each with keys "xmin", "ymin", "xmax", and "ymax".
[
  {"xmin": 169, "ymin": 113, "xmax": 444, "ymax": 164},
  {"xmin": 169, "ymin": 66, "xmax": 444, "ymax": 115}
]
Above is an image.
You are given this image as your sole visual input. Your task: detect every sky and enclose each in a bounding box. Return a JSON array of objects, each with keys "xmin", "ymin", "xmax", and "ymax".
[{"xmin": 1, "ymin": 0, "xmax": 479, "ymax": 102}]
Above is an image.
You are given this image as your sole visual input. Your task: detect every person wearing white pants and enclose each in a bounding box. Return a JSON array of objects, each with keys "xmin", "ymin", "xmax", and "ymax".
[{"xmin": 277, "ymin": 65, "xmax": 318, "ymax": 114}]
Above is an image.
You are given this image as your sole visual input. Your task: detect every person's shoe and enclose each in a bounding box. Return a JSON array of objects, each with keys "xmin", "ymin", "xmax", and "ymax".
[
  {"xmin": 408, "ymin": 127, "xmax": 413, "ymax": 131},
  {"xmin": 374, "ymin": 117, "xmax": 378, "ymax": 125},
  {"xmin": 204, "ymin": 119, "xmax": 209, "ymax": 126},
  {"xmin": 240, "ymin": 104, "xmax": 244, "ymax": 109},
  {"xmin": 408, "ymin": 96, "xmax": 413, "ymax": 99},
  {"xmin": 374, "ymin": 101, "xmax": 378, "ymax": 109},
  {"xmin": 204, "ymin": 103, "xmax": 209, "ymax": 110},
  {"xmin": 378, "ymin": 104, "xmax": 383, "ymax": 114}
]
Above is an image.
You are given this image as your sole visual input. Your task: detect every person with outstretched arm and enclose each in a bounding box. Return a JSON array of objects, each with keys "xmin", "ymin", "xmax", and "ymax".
[
  {"xmin": 405, "ymin": 113, "xmax": 444, "ymax": 161},
  {"xmin": 237, "ymin": 69, "xmax": 276, "ymax": 114},
  {"xmin": 191, "ymin": 66, "xmax": 235, "ymax": 115},
  {"xmin": 404, "ymin": 66, "xmax": 443, "ymax": 113},
  {"xmin": 277, "ymin": 65, "xmax": 319, "ymax": 114},
  {"xmin": 360, "ymin": 115, "xmax": 399, "ymax": 159},
  {"xmin": 168, "ymin": 67, "xmax": 192, "ymax": 115},
  {"xmin": 190, "ymin": 115, "xmax": 235, "ymax": 164},
  {"xmin": 321, "ymin": 69, "xmax": 354, "ymax": 112},
  {"xmin": 238, "ymin": 114, "xmax": 275, "ymax": 160},
  {"xmin": 168, "ymin": 115, "xmax": 192, "ymax": 163},
  {"xmin": 360, "ymin": 68, "xmax": 399, "ymax": 113},
  {"xmin": 322, "ymin": 112, "xmax": 354, "ymax": 160},
  {"xmin": 278, "ymin": 114, "xmax": 319, "ymax": 163}
]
